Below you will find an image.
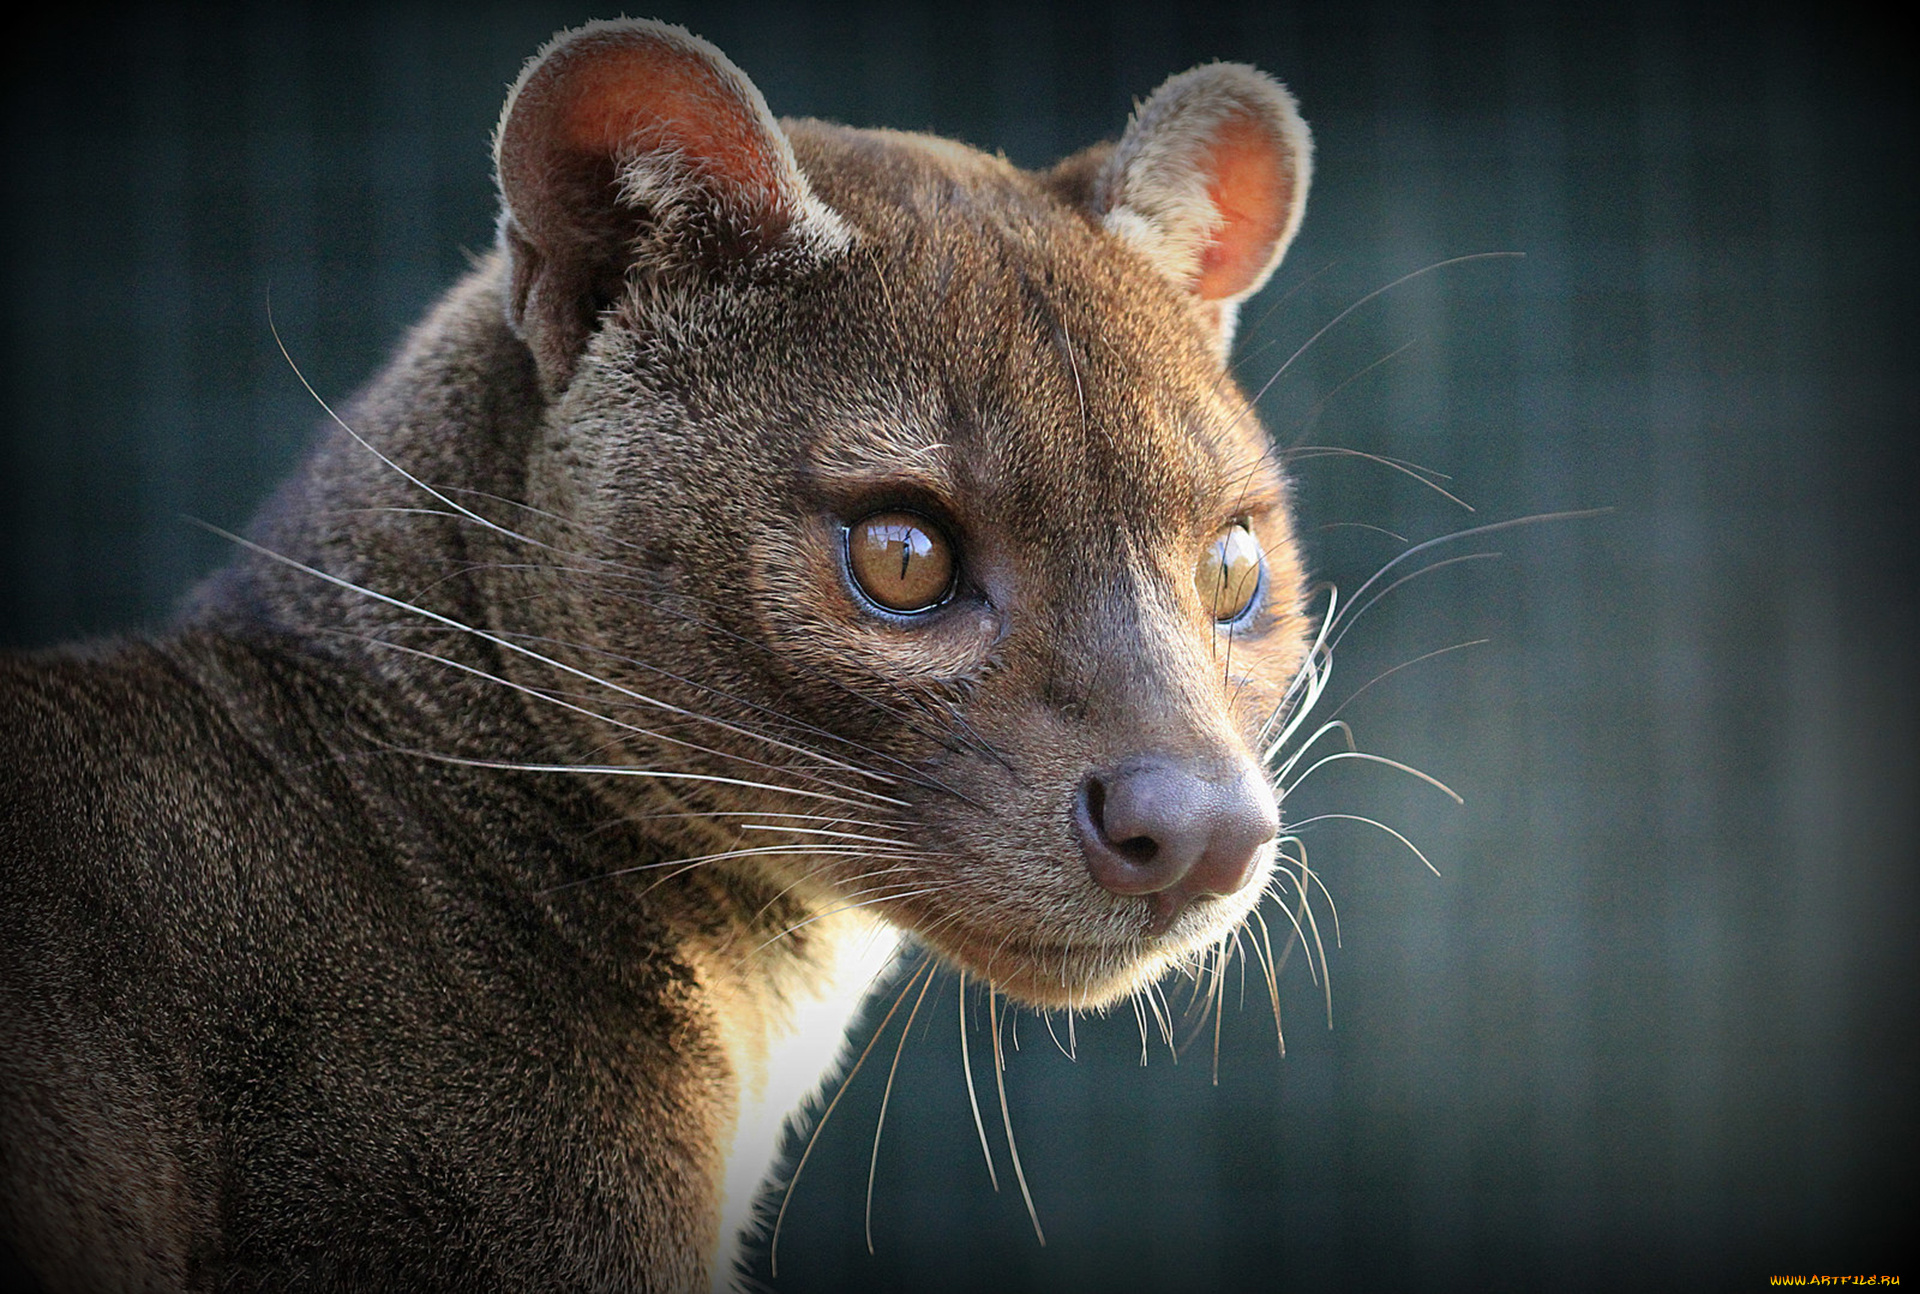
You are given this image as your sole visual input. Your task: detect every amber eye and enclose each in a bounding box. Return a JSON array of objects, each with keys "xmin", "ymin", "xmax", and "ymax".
[
  {"xmin": 1196, "ymin": 522, "xmax": 1264, "ymax": 622},
  {"xmin": 846, "ymin": 511, "xmax": 956, "ymax": 614}
]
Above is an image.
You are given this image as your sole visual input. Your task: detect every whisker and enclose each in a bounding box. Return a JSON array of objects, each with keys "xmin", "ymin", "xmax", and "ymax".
[
  {"xmin": 1282, "ymin": 750, "xmax": 1462, "ymax": 808},
  {"xmin": 1268, "ymin": 718, "xmax": 1356, "ymax": 787},
  {"xmin": 1285, "ymin": 811, "xmax": 1444, "ymax": 878},
  {"xmin": 403, "ymin": 748, "xmax": 896, "ymax": 815},
  {"xmin": 736, "ymin": 823, "xmax": 917, "ymax": 848},
  {"xmin": 1247, "ymin": 908, "xmax": 1286, "ymax": 1058},
  {"xmin": 990, "ymin": 991, "xmax": 1045, "ymax": 1246},
  {"xmin": 1328, "ymin": 509, "xmax": 1612, "ymax": 644},
  {"xmin": 1323, "ymin": 639, "xmax": 1489, "ymax": 725},
  {"xmin": 1220, "ymin": 257, "xmax": 1344, "ymax": 379},
  {"xmin": 1212, "ymin": 937, "xmax": 1232, "ymax": 1084},
  {"xmin": 621, "ymin": 808, "xmax": 903, "ymax": 829},
  {"xmin": 193, "ymin": 525, "xmax": 913, "ymax": 808},
  {"xmin": 1255, "ymin": 585, "xmax": 1339, "ymax": 756},
  {"xmin": 302, "ymin": 504, "xmax": 467, "ymax": 522},
  {"xmin": 488, "ymin": 623, "xmax": 983, "ymax": 803},
  {"xmin": 551, "ymin": 845, "xmax": 920, "ymax": 895},
  {"xmin": 770, "ymin": 953, "xmax": 932, "ymax": 1277},
  {"xmin": 1261, "ymin": 867, "xmax": 1320, "ymax": 988},
  {"xmin": 267, "ymin": 306, "xmax": 602, "ymax": 564},
  {"xmin": 1314, "ymin": 520, "xmax": 1409, "ymax": 543},
  {"xmin": 436, "ymin": 485, "xmax": 651, "ymax": 555},
  {"xmin": 1039, "ymin": 1010, "xmax": 1077, "ymax": 1062},
  {"xmin": 324, "ymin": 625, "xmax": 911, "ymax": 819},
  {"xmin": 1281, "ymin": 339, "xmax": 1418, "ymax": 447},
  {"xmin": 749, "ymin": 885, "xmax": 954, "ymax": 955},
  {"xmin": 1232, "ymin": 252, "xmax": 1525, "ymax": 428},
  {"xmin": 1297, "ymin": 853, "xmax": 1344, "ymax": 950},
  {"xmin": 1290, "ymin": 861, "xmax": 1337, "ymax": 1027},
  {"xmin": 1282, "ymin": 445, "xmax": 1474, "ymax": 511},
  {"xmin": 865, "ymin": 959, "xmax": 938, "ymax": 1253},
  {"xmin": 1145, "ymin": 981, "xmax": 1175, "ymax": 1055},
  {"xmin": 1328, "ymin": 552, "xmax": 1502, "ymax": 654},
  {"xmin": 713, "ymin": 852, "xmax": 939, "ymax": 959},
  {"xmin": 483, "ymin": 626, "xmax": 927, "ymax": 792},
  {"xmin": 958, "ymin": 973, "xmax": 1001, "ymax": 1193}
]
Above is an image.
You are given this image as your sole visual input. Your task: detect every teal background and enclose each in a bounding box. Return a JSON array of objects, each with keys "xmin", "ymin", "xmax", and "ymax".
[{"xmin": 3, "ymin": 3, "xmax": 1912, "ymax": 1290}]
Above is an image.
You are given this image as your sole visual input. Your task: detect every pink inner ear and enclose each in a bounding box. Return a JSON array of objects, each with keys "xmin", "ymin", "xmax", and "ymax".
[
  {"xmin": 1194, "ymin": 113, "xmax": 1293, "ymax": 302},
  {"xmin": 554, "ymin": 37, "xmax": 787, "ymax": 217}
]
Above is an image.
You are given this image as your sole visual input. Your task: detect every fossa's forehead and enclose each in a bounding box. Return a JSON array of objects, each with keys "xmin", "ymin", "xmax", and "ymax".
[
  {"xmin": 787, "ymin": 122, "xmax": 1286, "ymax": 534},
  {"xmin": 802, "ymin": 266, "xmax": 1280, "ymax": 541}
]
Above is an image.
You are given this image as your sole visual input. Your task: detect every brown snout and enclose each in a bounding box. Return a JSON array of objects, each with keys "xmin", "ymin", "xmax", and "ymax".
[{"xmin": 1075, "ymin": 756, "xmax": 1279, "ymax": 936}]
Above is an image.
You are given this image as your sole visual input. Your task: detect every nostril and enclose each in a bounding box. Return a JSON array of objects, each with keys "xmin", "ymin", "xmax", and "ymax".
[
  {"xmin": 1081, "ymin": 775, "xmax": 1164, "ymax": 865},
  {"xmin": 1083, "ymin": 776, "xmax": 1107, "ymax": 827}
]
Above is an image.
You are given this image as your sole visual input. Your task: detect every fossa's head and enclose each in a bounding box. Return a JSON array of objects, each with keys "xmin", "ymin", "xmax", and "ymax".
[{"xmin": 492, "ymin": 20, "xmax": 1315, "ymax": 1009}]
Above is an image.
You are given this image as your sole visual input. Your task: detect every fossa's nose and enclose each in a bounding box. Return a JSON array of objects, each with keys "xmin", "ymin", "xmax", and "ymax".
[{"xmin": 1075, "ymin": 756, "xmax": 1278, "ymax": 935}]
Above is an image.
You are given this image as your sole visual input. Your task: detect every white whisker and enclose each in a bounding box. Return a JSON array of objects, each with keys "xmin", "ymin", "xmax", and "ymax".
[
  {"xmin": 1284, "ymin": 443, "xmax": 1474, "ymax": 510},
  {"xmin": 193, "ymin": 525, "xmax": 911, "ymax": 807},
  {"xmin": 1268, "ymin": 718, "xmax": 1356, "ymax": 787},
  {"xmin": 267, "ymin": 308, "xmax": 609, "ymax": 566},
  {"xmin": 1323, "ymin": 639, "xmax": 1489, "ymax": 725},
  {"xmin": 749, "ymin": 885, "xmax": 952, "ymax": 955},
  {"xmin": 1328, "ymin": 509, "xmax": 1611, "ymax": 644},
  {"xmin": 989, "ymin": 992, "xmax": 1045, "ymax": 1247},
  {"xmin": 1247, "ymin": 908, "xmax": 1286, "ymax": 1058},
  {"xmin": 1328, "ymin": 551, "xmax": 1502, "ymax": 653},
  {"xmin": 736, "ymin": 824, "xmax": 916, "ymax": 848},
  {"xmin": 1285, "ymin": 811, "xmax": 1443, "ymax": 877},
  {"xmin": 1282, "ymin": 750, "xmax": 1462, "ymax": 807},
  {"xmin": 312, "ymin": 628, "xmax": 905, "ymax": 808},
  {"xmin": 958, "ymin": 974, "xmax": 1001, "ymax": 1193},
  {"xmin": 769, "ymin": 954, "xmax": 931, "ymax": 1278},
  {"xmin": 408, "ymin": 750, "xmax": 897, "ymax": 813},
  {"xmin": 865, "ymin": 961, "xmax": 937, "ymax": 1254},
  {"xmin": 1232, "ymin": 252, "xmax": 1525, "ymax": 424},
  {"xmin": 1039, "ymin": 1010, "xmax": 1076, "ymax": 1062},
  {"xmin": 551, "ymin": 845, "xmax": 917, "ymax": 894}
]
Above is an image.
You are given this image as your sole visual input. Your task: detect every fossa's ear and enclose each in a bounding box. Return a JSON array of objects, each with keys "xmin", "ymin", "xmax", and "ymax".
[
  {"xmin": 1072, "ymin": 63, "xmax": 1312, "ymax": 359},
  {"xmin": 493, "ymin": 19, "xmax": 851, "ymax": 391}
]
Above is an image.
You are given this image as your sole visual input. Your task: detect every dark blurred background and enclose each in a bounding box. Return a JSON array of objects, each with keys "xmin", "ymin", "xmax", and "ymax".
[{"xmin": 2, "ymin": 3, "xmax": 1912, "ymax": 1291}]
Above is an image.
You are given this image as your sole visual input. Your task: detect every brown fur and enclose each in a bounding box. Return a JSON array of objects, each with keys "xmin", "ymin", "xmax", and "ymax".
[{"xmin": 1, "ymin": 19, "xmax": 1316, "ymax": 1291}]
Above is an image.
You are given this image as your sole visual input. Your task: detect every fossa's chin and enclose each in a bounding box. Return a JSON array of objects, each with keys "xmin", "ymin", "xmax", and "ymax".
[{"xmin": 903, "ymin": 849, "xmax": 1277, "ymax": 1012}]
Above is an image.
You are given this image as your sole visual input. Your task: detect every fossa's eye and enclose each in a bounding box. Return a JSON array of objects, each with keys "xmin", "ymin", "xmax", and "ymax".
[
  {"xmin": 847, "ymin": 511, "xmax": 955, "ymax": 614},
  {"xmin": 1196, "ymin": 522, "xmax": 1264, "ymax": 623}
]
